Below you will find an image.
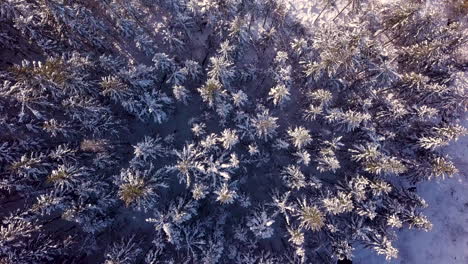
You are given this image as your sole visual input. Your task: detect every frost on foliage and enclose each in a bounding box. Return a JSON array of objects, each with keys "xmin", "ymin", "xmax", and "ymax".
[
  {"xmin": 316, "ymin": 148, "xmax": 341, "ymax": 173},
  {"xmin": 173, "ymin": 84, "xmax": 190, "ymax": 104},
  {"xmin": 0, "ymin": 216, "xmax": 40, "ymax": 249},
  {"xmin": 429, "ymin": 156, "xmax": 458, "ymax": 180},
  {"xmin": 387, "ymin": 214, "xmax": 403, "ymax": 229},
  {"xmin": 198, "ymin": 78, "xmax": 226, "ymax": 108},
  {"xmin": 295, "ymin": 198, "xmax": 325, "ymax": 232},
  {"xmin": 323, "ymin": 192, "xmax": 354, "ymax": 215},
  {"xmin": 293, "ymin": 150, "xmax": 311, "ymax": 166},
  {"xmin": 191, "ymin": 183, "xmax": 208, "ymax": 200},
  {"xmin": 46, "ymin": 164, "xmax": 90, "ymax": 192},
  {"xmin": 326, "ymin": 108, "xmax": 371, "ymax": 132},
  {"xmin": 231, "ymin": 90, "xmax": 248, "ymax": 107},
  {"xmin": 268, "ymin": 84, "xmax": 291, "ymax": 107},
  {"xmin": 207, "ymin": 56, "xmax": 235, "ymax": 87},
  {"xmin": 191, "ymin": 122, "xmax": 206, "ymax": 137},
  {"xmin": 369, "ymin": 235, "xmax": 398, "ymax": 261},
  {"xmin": 219, "ymin": 129, "xmax": 239, "ymax": 150},
  {"xmin": 287, "ymin": 226, "xmax": 305, "ymax": 246},
  {"xmin": 168, "ymin": 143, "xmax": 205, "ymax": 187},
  {"xmin": 418, "ymin": 124, "xmax": 467, "ymax": 150},
  {"xmin": 247, "ymin": 210, "xmax": 275, "ymax": 239},
  {"xmin": 132, "ymin": 136, "xmax": 168, "ymax": 165},
  {"xmin": 136, "ymin": 34, "xmax": 157, "ymax": 56},
  {"xmin": 43, "ymin": 119, "xmax": 74, "ymax": 138},
  {"xmin": 287, "ymin": 126, "xmax": 312, "ymax": 149},
  {"xmin": 332, "ymin": 240, "xmax": 354, "ymax": 261},
  {"xmin": 152, "ymin": 53, "xmax": 175, "ymax": 73},
  {"xmin": 0, "ymin": 213, "xmax": 70, "ymax": 263},
  {"xmin": 105, "ymin": 236, "xmax": 142, "ymax": 264},
  {"xmin": 100, "ymin": 76, "xmax": 130, "ymax": 102},
  {"xmin": 350, "ymin": 143, "xmax": 407, "ymax": 176},
  {"xmin": 146, "ymin": 198, "xmax": 206, "ymax": 255},
  {"xmin": 281, "ymin": 165, "xmax": 307, "ymax": 190},
  {"xmin": 215, "ymin": 183, "xmax": 237, "ymax": 205},
  {"xmin": 122, "ymin": 90, "xmax": 173, "ymax": 124},
  {"xmin": 251, "ymin": 108, "xmax": 279, "ymax": 141},
  {"xmin": 115, "ymin": 167, "xmax": 167, "ymax": 211},
  {"xmin": 183, "ymin": 60, "xmax": 202, "ymax": 80},
  {"xmin": 32, "ymin": 191, "xmax": 64, "ymax": 216},
  {"xmin": 307, "ymin": 89, "xmax": 332, "ymax": 106}
]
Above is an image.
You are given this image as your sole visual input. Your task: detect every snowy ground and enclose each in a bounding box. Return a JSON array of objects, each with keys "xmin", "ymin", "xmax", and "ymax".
[{"xmin": 286, "ymin": 0, "xmax": 468, "ymax": 263}]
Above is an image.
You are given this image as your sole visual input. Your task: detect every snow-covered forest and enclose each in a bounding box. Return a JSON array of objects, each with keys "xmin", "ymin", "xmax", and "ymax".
[{"xmin": 0, "ymin": 0, "xmax": 466, "ymax": 263}]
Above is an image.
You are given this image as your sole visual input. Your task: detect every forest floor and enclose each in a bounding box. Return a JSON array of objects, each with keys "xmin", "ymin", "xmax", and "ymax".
[{"xmin": 286, "ymin": 0, "xmax": 468, "ymax": 263}]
